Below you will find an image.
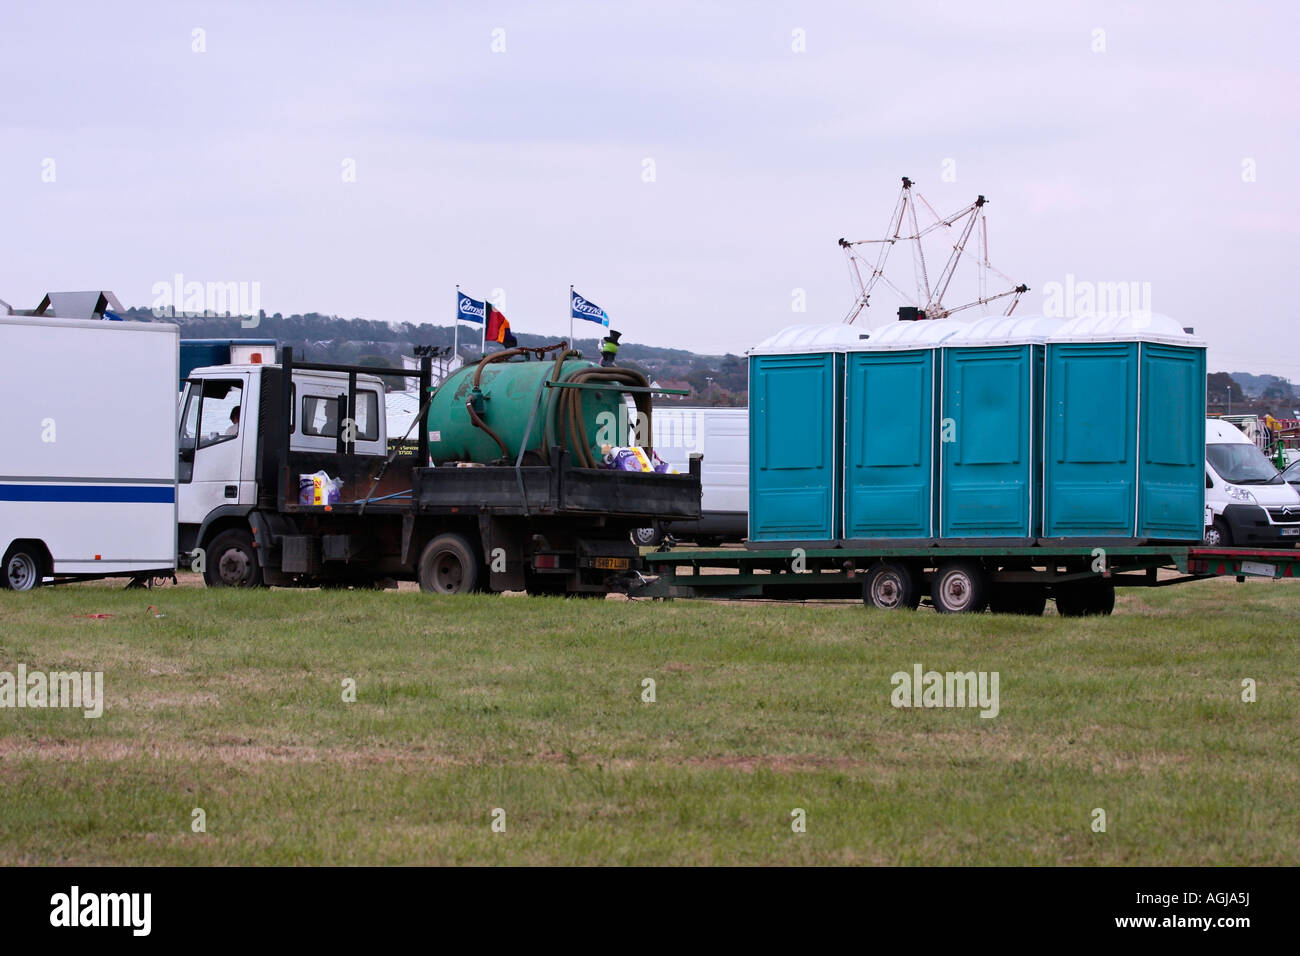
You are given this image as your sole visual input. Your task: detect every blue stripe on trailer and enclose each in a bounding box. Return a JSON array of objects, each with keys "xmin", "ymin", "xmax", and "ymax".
[{"xmin": 0, "ymin": 484, "xmax": 175, "ymax": 503}]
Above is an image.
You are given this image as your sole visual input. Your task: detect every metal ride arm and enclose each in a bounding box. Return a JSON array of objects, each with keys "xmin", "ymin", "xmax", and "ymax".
[{"xmin": 839, "ymin": 176, "xmax": 1029, "ymax": 324}]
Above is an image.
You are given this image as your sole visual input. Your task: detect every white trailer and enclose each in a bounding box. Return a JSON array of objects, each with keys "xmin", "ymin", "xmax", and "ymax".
[{"xmin": 0, "ymin": 313, "xmax": 179, "ymax": 589}]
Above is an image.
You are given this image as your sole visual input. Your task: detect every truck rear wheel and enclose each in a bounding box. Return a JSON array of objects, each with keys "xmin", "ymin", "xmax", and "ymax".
[
  {"xmin": 204, "ymin": 530, "xmax": 262, "ymax": 588},
  {"xmin": 418, "ymin": 534, "xmax": 482, "ymax": 595},
  {"xmin": 2, "ymin": 544, "xmax": 44, "ymax": 591},
  {"xmin": 931, "ymin": 560, "xmax": 988, "ymax": 613},
  {"xmin": 862, "ymin": 561, "xmax": 920, "ymax": 610}
]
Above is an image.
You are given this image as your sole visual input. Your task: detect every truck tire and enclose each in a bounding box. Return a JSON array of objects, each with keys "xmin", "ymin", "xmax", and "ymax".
[
  {"xmin": 2, "ymin": 544, "xmax": 44, "ymax": 591},
  {"xmin": 1054, "ymin": 581, "xmax": 1115, "ymax": 617},
  {"xmin": 862, "ymin": 561, "xmax": 920, "ymax": 610},
  {"xmin": 204, "ymin": 530, "xmax": 262, "ymax": 588},
  {"xmin": 931, "ymin": 560, "xmax": 988, "ymax": 614},
  {"xmin": 418, "ymin": 534, "xmax": 482, "ymax": 595},
  {"xmin": 1203, "ymin": 518, "xmax": 1232, "ymax": 548},
  {"xmin": 988, "ymin": 585, "xmax": 1047, "ymax": 616}
]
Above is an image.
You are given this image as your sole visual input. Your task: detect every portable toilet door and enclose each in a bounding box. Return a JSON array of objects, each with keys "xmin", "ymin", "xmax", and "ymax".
[
  {"xmin": 1137, "ymin": 324, "xmax": 1206, "ymax": 541},
  {"xmin": 938, "ymin": 316, "xmax": 1061, "ymax": 543},
  {"xmin": 841, "ymin": 319, "xmax": 964, "ymax": 543},
  {"xmin": 748, "ymin": 325, "xmax": 863, "ymax": 545},
  {"xmin": 1042, "ymin": 314, "xmax": 1204, "ymax": 542}
]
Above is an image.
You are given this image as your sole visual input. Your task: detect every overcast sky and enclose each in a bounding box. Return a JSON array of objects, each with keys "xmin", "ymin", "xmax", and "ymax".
[{"xmin": 3, "ymin": 1, "xmax": 1297, "ymax": 374}]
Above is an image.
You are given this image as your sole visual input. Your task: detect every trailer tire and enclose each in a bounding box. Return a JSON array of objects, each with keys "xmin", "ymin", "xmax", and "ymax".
[
  {"xmin": 204, "ymin": 530, "xmax": 262, "ymax": 588},
  {"xmin": 988, "ymin": 585, "xmax": 1048, "ymax": 616},
  {"xmin": 1055, "ymin": 581, "xmax": 1115, "ymax": 617},
  {"xmin": 862, "ymin": 561, "xmax": 920, "ymax": 610},
  {"xmin": 931, "ymin": 560, "xmax": 988, "ymax": 614},
  {"xmin": 2, "ymin": 543, "xmax": 44, "ymax": 591},
  {"xmin": 418, "ymin": 534, "xmax": 481, "ymax": 595}
]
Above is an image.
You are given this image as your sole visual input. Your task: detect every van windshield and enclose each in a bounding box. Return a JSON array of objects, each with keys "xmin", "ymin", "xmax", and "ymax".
[{"xmin": 1207, "ymin": 443, "xmax": 1282, "ymax": 484}]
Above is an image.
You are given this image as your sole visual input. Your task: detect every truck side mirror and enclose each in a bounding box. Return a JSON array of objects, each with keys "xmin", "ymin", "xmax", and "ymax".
[{"xmin": 180, "ymin": 446, "xmax": 195, "ymax": 463}]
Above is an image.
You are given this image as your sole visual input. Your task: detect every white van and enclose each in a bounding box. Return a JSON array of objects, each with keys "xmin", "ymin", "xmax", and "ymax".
[
  {"xmin": 633, "ymin": 406, "xmax": 748, "ymax": 546},
  {"xmin": 1204, "ymin": 418, "xmax": 1300, "ymax": 547}
]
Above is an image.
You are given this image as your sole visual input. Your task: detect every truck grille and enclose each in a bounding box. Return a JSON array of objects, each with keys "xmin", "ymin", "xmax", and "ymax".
[{"xmin": 1266, "ymin": 507, "xmax": 1300, "ymax": 524}]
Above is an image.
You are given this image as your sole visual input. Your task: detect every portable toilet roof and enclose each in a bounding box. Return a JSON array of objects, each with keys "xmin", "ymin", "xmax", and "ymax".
[
  {"xmin": 846, "ymin": 318, "xmax": 966, "ymax": 350},
  {"xmin": 942, "ymin": 314, "xmax": 1063, "ymax": 346},
  {"xmin": 1049, "ymin": 313, "xmax": 1205, "ymax": 347},
  {"xmin": 748, "ymin": 324, "xmax": 866, "ymax": 355}
]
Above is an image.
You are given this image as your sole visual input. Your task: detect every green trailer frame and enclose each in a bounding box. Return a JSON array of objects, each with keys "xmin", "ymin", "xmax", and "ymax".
[{"xmin": 632, "ymin": 544, "xmax": 1300, "ymax": 613}]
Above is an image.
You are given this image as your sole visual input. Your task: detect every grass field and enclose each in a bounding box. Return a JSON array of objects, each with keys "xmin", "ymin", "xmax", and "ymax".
[{"xmin": 1, "ymin": 575, "xmax": 1297, "ymax": 865}]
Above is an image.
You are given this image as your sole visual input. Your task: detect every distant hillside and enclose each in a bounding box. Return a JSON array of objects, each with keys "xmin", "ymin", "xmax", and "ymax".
[{"xmin": 121, "ymin": 307, "xmax": 746, "ymax": 405}]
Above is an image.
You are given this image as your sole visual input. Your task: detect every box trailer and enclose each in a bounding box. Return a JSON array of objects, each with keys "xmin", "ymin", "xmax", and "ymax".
[{"xmin": 0, "ymin": 313, "xmax": 179, "ymax": 589}]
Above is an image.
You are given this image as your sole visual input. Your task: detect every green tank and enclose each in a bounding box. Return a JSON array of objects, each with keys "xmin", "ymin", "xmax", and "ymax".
[{"xmin": 427, "ymin": 355, "xmax": 638, "ymax": 467}]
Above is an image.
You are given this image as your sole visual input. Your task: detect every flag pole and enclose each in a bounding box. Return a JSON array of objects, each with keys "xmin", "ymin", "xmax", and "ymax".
[
  {"xmin": 453, "ymin": 284, "xmax": 460, "ymax": 363},
  {"xmin": 569, "ymin": 284, "xmax": 574, "ymax": 347},
  {"xmin": 481, "ymin": 303, "xmax": 487, "ymax": 355}
]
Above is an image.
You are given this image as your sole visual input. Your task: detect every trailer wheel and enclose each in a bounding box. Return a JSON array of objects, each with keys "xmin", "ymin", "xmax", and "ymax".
[
  {"xmin": 418, "ymin": 534, "xmax": 481, "ymax": 595},
  {"xmin": 1055, "ymin": 581, "xmax": 1115, "ymax": 617},
  {"xmin": 2, "ymin": 544, "xmax": 44, "ymax": 591},
  {"xmin": 204, "ymin": 530, "xmax": 262, "ymax": 588},
  {"xmin": 862, "ymin": 561, "xmax": 920, "ymax": 610},
  {"xmin": 931, "ymin": 560, "xmax": 988, "ymax": 614},
  {"xmin": 988, "ymin": 585, "xmax": 1047, "ymax": 616}
]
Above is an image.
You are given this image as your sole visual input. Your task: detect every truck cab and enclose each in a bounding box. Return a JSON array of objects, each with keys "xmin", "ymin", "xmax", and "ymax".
[{"xmin": 177, "ymin": 364, "xmax": 388, "ymax": 568}]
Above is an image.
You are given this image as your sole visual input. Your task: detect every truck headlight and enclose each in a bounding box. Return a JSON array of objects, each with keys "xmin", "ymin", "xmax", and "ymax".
[{"xmin": 1225, "ymin": 485, "xmax": 1256, "ymax": 504}]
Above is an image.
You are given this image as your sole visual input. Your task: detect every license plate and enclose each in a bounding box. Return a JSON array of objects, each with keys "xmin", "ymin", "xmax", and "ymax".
[
  {"xmin": 1282, "ymin": 527, "xmax": 1300, "ymax": 536},
  {"xmin": 594, "ymin": 557, "xmax": 629, "ymax": 571},
  {"xmin": 1240, "ymin": 560, "xmax": 1276, "ymax": 577}
]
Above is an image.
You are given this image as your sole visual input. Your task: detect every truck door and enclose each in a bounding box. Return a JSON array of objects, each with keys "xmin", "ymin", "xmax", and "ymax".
[{"xmin": 177, "ymin": 375, "xmax": 250, "ymax": 525}]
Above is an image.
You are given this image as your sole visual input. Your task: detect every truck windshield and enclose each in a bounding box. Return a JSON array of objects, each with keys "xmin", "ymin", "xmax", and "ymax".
[{"xmin": 1207, "ymin": 443, "xmax": 1282, "ymax": 485}]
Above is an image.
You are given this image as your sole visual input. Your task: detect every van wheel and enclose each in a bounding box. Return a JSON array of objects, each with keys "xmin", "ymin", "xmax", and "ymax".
[
  {"xmin": 862, "ymin": 561, "xmax": 920, "ymax": 610},
  {"xmin": 2, "ymin": 544, "xmax": 44, "ymax": 591},
  {"xmin": 204, "ymin": 530, "xmax": 262, "ymax": 588},
  {"xmin": 1204, "ymin": 519, "xmax": 1232, "ymax": 548},
  {"xmin": 418, "ymin": 534, "xmax": 481, "ymax": 594},
  {"xmin": 931, "ymin": 560, "xmax": 988, "ymax": 613}
]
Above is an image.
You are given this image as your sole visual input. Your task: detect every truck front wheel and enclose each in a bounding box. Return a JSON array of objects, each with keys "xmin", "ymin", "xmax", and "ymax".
[
  {"xmin": 204, "ymin": 530, "xmax": 262, "ymax": 588},
  {"xmin": 418, "ymin": 534, "xmax": 482, "ymax": 595}
]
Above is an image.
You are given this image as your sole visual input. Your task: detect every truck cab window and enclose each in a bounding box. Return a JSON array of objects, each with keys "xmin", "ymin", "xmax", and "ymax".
[
  {"xmin": 303, "ymin": 395, "xmax": 340, "ymax": 437},
  {"xmin": 197, "ymin": 381, "xmax": 243, "ymax": 449},
  {"xmin": 301, "ymin": 391, "xmax": 379, "ymax": 440}
]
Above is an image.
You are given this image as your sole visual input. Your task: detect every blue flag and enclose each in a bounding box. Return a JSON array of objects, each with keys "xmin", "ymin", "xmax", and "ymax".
[
  {"xmin": 571, "ymin": 290, "xmax": 610, "ymax": 327},
  {"xmin": 457, "ymin": 292, "xmax": 486, "ymax": 325}
]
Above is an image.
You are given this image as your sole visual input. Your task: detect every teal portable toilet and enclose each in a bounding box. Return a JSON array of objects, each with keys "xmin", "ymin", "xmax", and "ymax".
[
  {"xmin": 841, "ymin": 319, "xmax": 965, "ymax": 543},
  {"xmin": 748, "ymin": 325, "xmax": 863, "ymax": 544},
  {"xmin": 938, "ymin": 315, "xmax": 1061, "ymax": 543},
  {"xmin": 1042, "ymin": 314, "xmax": 1205, "ymax": 542}
]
